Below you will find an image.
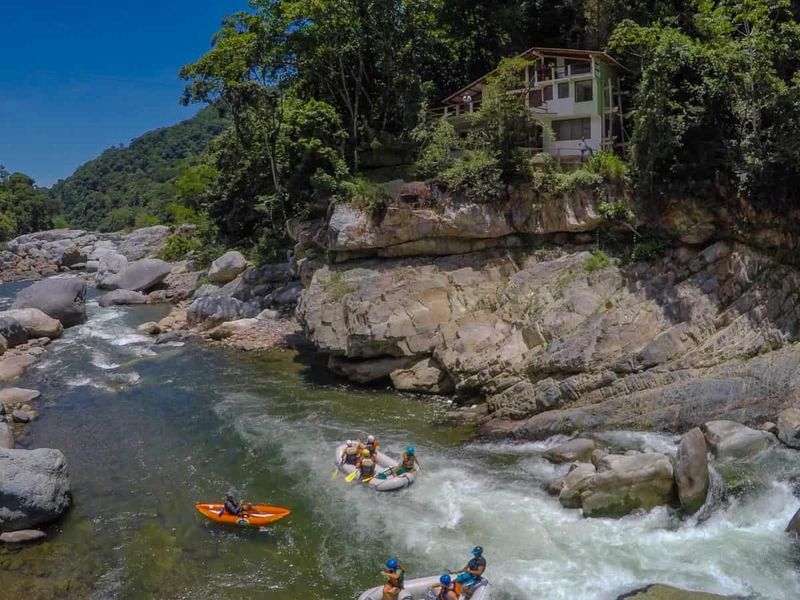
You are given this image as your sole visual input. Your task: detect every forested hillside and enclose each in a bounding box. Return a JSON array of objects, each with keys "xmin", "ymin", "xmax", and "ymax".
[
  {"xmin": 173, "ymin": 0, "xmax": 800, "ymax": 254},
  {"xmin": 51, "ymin": 107, "xmax": 228, "ymax": 231},
  {"xmin": 0, "ymin": 168, "xmax": 61, "ymax": 241}
]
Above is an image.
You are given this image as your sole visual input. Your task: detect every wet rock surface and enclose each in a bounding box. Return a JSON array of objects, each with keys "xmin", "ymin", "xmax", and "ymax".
[{"xmin": 12, "ymin": 277, "xmax": 87, "ymax": 326}]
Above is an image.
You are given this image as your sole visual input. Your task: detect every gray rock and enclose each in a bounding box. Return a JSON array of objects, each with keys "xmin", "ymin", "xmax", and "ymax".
[
  {"xmin": 701, "ymin": 420, "xmax": 772, "ymax": 460},
  {"xmin": 57, "ymin": 246, "xmax": 87, "ymax": 268},
  {"xmin": 12, "ymin": 278, "xmax": 87, "ymax": 327},
  {"xmin": 269, "ymin": 281, "xmax": 303, "ymax": 306},
  {"xmin": 11, "ymin": 410, "xmax": 31, "ymax": 423},
  {"xmin": 192, "ymin": 283, "xmax": 220, "ymax": 301},
  {"xmin": 787, "ymin": 506, "xmax": 800, "ymax": 535},
  {"xmin": 329, "ymin": 355, "xmax": 414, "ymax": 384},
  {"xmin": 96, "ymin": 252, "xmax": 128, "ymax": 281},
  {"xmin": 155, "ymin": 331, "xmax": 187, "ymax": 345},
  {"xmin": 101, "ymin": 259, "xmax": 173, "ymax": 292},
  {"xmin": 208, "ymin": 251, "xmax": 248, "ymax": 284},
  {"xmin": 0, "ymin": 309, "xmax": 63, "ymax": 339},
  {"xmin": 558, "ymin": 463, "xmax": 596, "ymax": 509},
  {"xmin": 0, "ymin": 317, "xmax": 27, "ymax": 349},
  {"xmin": 208, "ymin": 318, "xmax": 259, "ymax": 340},
  {"xmin": 0, "ymin": 423, "xmax": 12, "ymax": 449},
  {"xmin": 186, "ymin": 296, "xmax": 259, "ymax": 329},
  {"xmin": 777, "ymin": 408, "xmax": 800, "ymax": 449},
  {"xmin": 0, "ymin": 447, "xmax": 71, "ymax": 531},
  {"xmin": 98, "ymin": 289, "xmax": 148, "ymax": 307},
  {"xmin": 543, "ymin": 438, "xmax": 597, "ymax": 464},
  {"xmin": 390, "ymin": 357, "xmax": 455, "ymax": 394},
  {"xmin": 257, "ymin": 309, "xmax": 281, "ymax": 321},
  {"xmin": 0, "ymin": 529, "xmax": 46, "ymax": 544},
  {"xmin": 117, "ymin": 225, "xmax": 171, "ymax": 261},
  {"xmin": 675, "ymin": 427, "xmax": 709, "ymax": 514},
  {"xmin": 137, "ymin": 321, "xmax": 161, "ymax": 335},
  {"xmin": 0, "ymin": 388, "xmax": 40, "ymax": 405}
]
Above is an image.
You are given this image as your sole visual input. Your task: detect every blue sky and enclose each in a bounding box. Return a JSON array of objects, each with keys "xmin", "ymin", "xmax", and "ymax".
[{"xmin": 0, "ymin": 0, "xmax": 244, "ymax": 187}]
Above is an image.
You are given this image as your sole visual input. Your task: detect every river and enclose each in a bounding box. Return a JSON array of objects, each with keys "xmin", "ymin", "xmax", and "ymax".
[{"xmin": 0, "ymin": 281, "xmax": 799, "ymax": 600}]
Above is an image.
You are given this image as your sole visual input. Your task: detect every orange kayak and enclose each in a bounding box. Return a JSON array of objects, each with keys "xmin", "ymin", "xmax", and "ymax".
[{"xmin": 194, "ymin": 502, "xmax": 291, "ymax": 527}]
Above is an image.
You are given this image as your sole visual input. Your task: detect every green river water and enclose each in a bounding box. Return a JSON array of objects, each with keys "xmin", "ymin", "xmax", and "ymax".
[{"xmin": 1, "ymin": 283, "xmax": 799, "ymax": 600}]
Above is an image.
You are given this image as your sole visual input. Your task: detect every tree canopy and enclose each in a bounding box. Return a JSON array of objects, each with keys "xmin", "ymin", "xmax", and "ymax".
[{"xmin": 0, "ymin": 168, "xmax": 61, "ymax": 241}]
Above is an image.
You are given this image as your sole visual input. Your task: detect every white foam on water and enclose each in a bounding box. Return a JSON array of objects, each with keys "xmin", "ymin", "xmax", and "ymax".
[
  {"xmin": 91, "ymin": 351, "xmax": 120, "ymax": 371},
  {"xmin": 213, "ymin": 392, "xmax": 800, "ymax": 600}
]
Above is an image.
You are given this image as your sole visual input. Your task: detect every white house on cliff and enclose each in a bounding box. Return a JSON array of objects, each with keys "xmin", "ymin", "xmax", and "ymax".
[{"xmin": 435, "ymin": 47, "xmax": 624, "ymax": 162}]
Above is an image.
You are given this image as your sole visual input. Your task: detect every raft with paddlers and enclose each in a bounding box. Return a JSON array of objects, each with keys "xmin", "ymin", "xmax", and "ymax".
[
  {"xmin": 357, "ymin": 574, "xmax": 492, "ymax": 600},
  {"xmin": 333, "ymin": 442, "xmax": 418, "ymax": 491},
  {"xmin": 194, "ymin": 502, "xmax": 291, "ymax": 527}
]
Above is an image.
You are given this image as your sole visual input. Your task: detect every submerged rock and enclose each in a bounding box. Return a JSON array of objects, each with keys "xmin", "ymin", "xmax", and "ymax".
[
  {"xmin": 0, "ymin": 447, "xmax": 71, "ymax": 532},
  {"xmin": 701, "ymin": 421, "xmax": 772, "ymax": 460},
  {"xmin": 617, "ymin": 584, "xmax": 737, "ymax": 599},
  {"xmin": 12, "ymin": 278, "xmax": 87, "ymax": 327},
  {"xmin": 675, "ymin": 427, "xmax": 709, "ymax": 514},
  {"xmin": 0, "ymin": 388, "xmax": 41, "ymax": 405},
  {"xmin": 208, "ymin": 250, "xmax": 248, "ymax": 284}
]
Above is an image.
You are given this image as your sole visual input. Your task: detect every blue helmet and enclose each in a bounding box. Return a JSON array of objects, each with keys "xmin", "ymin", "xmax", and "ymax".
[
  {"xmin": 406, "ymin": 446, "xmax": 415, "ymax": 455},
  {"xmin": 471, "ymin": 546, "xmax": 483, "ymax": 557},
  {"xmin": 439, "ymin": 574, "xmax": 452, "ymax": 586},
  {"xmin": 386, "ymin": 558, "xmax": 399, "ymax": 570}
]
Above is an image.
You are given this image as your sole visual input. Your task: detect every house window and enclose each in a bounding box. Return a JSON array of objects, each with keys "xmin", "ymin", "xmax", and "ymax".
[
  {"xmin": 543, "ymin": 85, "xmax": 553, "ymax": 101},
  {"xmin": 575, "ymin": 80, "xmax": 593, "ymax": 102},
  {"xmin": 554, "ymin": 118, "xmax": 591, "ymax": 141},
  {"xmin": 558, "ymin": 83, "xmax": 570, "ymax": 99}
]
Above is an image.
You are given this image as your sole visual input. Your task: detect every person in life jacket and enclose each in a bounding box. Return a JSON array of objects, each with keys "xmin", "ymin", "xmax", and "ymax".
[
  {"xmin": 393, "ymin": 446, "xmax": 420, "ymax": 475},
  {"xmin": 341, "ymin": 444, "xmax": 359, "ymax": 466},
  {"xmin": 455, "ymin": 546, "xmax": 487, "ymax": 598},
  {"xmin": 380, "ymin": 557, "xmax": 405, "ymax": 599},
  {"xmin": 428, "ymin": 574, "xmax": 458, "ymax": 600},
  {"xmin": 219, "ymin": 493, "xmax": 242, "ymax": 517},
  {"xmin": 364, "ymin": 434, "xmax": 379, "ymax": 456},
  {"xmin": 358, "ymin": 449, "xmax": 376, "ymax": 480}
]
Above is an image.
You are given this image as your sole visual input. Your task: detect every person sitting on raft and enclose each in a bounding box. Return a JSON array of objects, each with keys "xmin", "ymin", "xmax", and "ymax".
[
  {"xmin": 395, "ymin": 446, "xmax": 420, "ymax": 474},
  {"xmin": 341, "ymin": 444, "xmax": 359, "ymax": 466},
  {"xmin": 364, "ymin": 434, "xmax": 379, "ymax": 456},
  {"xmin": 358, "ymin": 449, "xmax": 377, "ymax": 481},
  {"xmin": 380, "ymin": 557, "xmax": 405, "ymax": 599},
  {"xmin": 219, "ymin": 493, "xmax": 243, "ymax": 517},
  {"xmin": 455, "ymin": 546, "xmax": 486, "ymax": 597},
  {"xmin": 429, "ymin": 574, "xmax": 458, "ymax": 600}
]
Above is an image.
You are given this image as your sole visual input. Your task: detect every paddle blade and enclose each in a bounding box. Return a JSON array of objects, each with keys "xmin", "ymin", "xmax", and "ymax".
[
  {"xmin": 362, "ymin": 476, "xmax": 374, "ymax": 483},
  {"xmin": 331, "ymin": 468, "xmax": 339, "ymax": 480},
  {"xmin": 345, "ymin": 470, "xmax": 358, "ymax": 482}
]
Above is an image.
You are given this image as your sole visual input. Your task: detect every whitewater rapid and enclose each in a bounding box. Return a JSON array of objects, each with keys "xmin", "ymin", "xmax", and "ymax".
[{"xmin": 9, "ymin": 286, "xmax": 800, "ymax": 599}]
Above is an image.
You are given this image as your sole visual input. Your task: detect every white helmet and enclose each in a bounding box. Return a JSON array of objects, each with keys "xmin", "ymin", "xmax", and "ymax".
[{"xmin": 367, "ymin": 435, "xmax": 375, "ymax": 443}]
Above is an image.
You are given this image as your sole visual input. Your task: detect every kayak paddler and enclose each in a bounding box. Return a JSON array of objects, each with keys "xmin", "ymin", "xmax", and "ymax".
[
  {"xmin": 380, "ymin": 557, "xmax": 405, "ymax": 599},
  {"xmin": 219, "ymin": 493, "xmax": 243, "ymax": 517}
]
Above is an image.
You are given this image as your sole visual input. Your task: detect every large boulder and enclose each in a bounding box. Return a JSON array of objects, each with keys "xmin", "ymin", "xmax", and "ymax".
[
  {"xmin": 98, "ymin": 289, "xmax": 148, "ymax": 307},
  {"xmin": 0, "ymin": 317, "xmax": 28, "ymax": 348},
  {"xmin": 776, "ymin": 408, "xmax": 800, "ymax": 449},
  {"xmin": 0, "ymin": 448, "xmax": 71, "ymax": 532},
  {"xmin": 701, "ymin": 420, "xmax": 772, "ymax": 460},
  {"xmin": 675, "ymin": 427, "xmax": 709, "ymax": 514},
  {"xmin": 564, "ymin": 452, "xmax": 675, "ymax": 518},
  {"xmin": 57, "ymin": 246, "xmax": 87, "ymax": 268},
  {"xmin": 100, "ymin": 258, "xmax": 172, "ymax": 292},
  {"xmin": 0, "ymin": 308, "xmax": 63, "ymax": 339},
  {"xmin": 389, "ymin": 357, "xmax": 455, "ymax": 394},
  {"xmin": 208, "ymin": 251, "xmax": 248, "ymax": 284},
  {"xmin": 186, "ymin": 296, "xmax": 259, "ymax": 329},
  {"xmin": 96, "ymin": 252, "xmax": 128, "ymax": 282},
  {"xmin": 12, "ymin": 278, "xmax": 87, "ymax": 326},
  {"xmin": 0, "ymin": 388, "xmax": 41, "ymax": 405},
  {"xmin": 117, "ymin": 225, "xmax": 170, "ymax": 260},
  {"xmin": 787, "ymin": 506, "xmax": 800, "ymax": 535},
  {"xmin": 544, "ymin": 438, "xmax": 597, "ymax": 464},
  {"xmin": 0, "ymin": 355, "xmax": 37, "ymax": 383}
]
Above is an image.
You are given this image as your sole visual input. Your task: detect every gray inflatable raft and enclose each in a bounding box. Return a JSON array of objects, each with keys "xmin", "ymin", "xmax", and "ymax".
[
  {"xmin": 335, "ymin": 443, "xmax": 418, "ymax": 491},
  {"xmin": 357, "ymin": 575, "xmax": 491, "ymax": 600}
]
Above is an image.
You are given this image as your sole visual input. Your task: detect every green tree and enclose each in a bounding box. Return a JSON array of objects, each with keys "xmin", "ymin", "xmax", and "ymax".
[{"xmin": 0, "ymin": 168, "xmax": 60, "ymax": 238}]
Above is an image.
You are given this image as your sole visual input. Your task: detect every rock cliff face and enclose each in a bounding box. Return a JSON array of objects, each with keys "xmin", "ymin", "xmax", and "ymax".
[{"xmin": 295, "ymin": 184, "xmax": 800, "ymax": 438}]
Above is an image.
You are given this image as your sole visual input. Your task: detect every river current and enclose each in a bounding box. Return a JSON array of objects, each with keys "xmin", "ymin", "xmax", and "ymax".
[{"xmin": 0, "ymin": 281, "xmax": 799, "ymax": 599}]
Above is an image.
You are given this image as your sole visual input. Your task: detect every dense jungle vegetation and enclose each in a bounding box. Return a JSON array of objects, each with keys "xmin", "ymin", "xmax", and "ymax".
[{"xmin": 35, "ymin": 0, "xmax": 800, "ymax": 257}]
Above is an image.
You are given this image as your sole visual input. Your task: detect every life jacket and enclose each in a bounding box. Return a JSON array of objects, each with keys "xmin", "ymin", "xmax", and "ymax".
[
  {"xmin": 401, "ymin": 453, "xmax": 415, "ymax": 470},
  {"xmin": 437, "ymin": 584, "xmax": 456, "ymax": 600},
  {"xmin": 344, "ymin": 447, "xmax": 358, "ymax": 465},
  {"xmin": 360, "ymin": 458, "xmax": 375, "ymax": 478},
  {"xmin": 366, "ymin": 439, "xmax": 378, "ymax": 455},
  {"xmin": 386, "ymin": 567, "xmax": 404, "ymax": 588}
]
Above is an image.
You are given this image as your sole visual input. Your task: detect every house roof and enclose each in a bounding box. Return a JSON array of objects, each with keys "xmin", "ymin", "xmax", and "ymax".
[{"xmin": 443, "ymin": 47, "xmax": 622, "ymax": 104}]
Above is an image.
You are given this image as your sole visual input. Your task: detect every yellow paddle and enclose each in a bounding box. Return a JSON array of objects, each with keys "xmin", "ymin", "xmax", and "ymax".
[{"xmin": 345, "ymin": 469, "xmax": 359, "ymax": 483}]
